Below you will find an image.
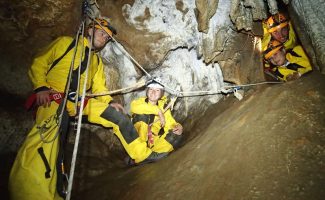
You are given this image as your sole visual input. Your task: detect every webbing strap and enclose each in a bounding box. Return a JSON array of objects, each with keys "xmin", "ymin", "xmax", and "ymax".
[
  {"xmin": 69, "ymin": 47, "xmax": 90, "ymax": 93},
  {"xmin": 37, "ymin": 147, "xmax": 51, "ymax": 179},
  {"xmin": 47, "ymin": 39, "xmax": 76, "ymax": 75}
]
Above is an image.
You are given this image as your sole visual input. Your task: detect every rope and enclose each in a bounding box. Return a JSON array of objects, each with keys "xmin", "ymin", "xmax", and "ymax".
[
  {"xmin": 222, "ymin": 81, "xmax": 283, "ymax": 88},
  {"xmin": 91, "ymin": 17, "xmax": 152, "ymax": 78},
  {"xmin": 66, "ymin": 20, "xmax": 94, "ymax": 200},
  {"xmin": 86, "ymin": 80, "xmax": 283, "ymax": 98},
  {"xmin": 178, "ymin": 81, "xmax": 283, "ymax": 97},
  {"xmin": 86, "ymin": 79, "xmax": 146, "ymax": 97},
  {"xmin": 73, "ymin": 22, "xmax": 86, "ymax": 114}
]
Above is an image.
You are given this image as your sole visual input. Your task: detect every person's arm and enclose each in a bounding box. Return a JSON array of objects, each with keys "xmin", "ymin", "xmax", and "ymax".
[
  {"xmin": 291, "ymin": 46, "xmax": 312, "ymax": 74},
  {"xmin": 29, "ymin": 37, "xmax": 71, "ymax": 91},
  {"xmin": 163, "ymin": 109, "xmax": 182, "ymax": 135},
  {"xmin": 284, "ymin": 22, "xmax": 297, "ymax": 50},
  {"xmin": 91, "ymin": 57, "xmax": 113, "ymax": 104},
  {"xmin": 29, "ymin": 36, "xmax": 71, "ymax": 106}
]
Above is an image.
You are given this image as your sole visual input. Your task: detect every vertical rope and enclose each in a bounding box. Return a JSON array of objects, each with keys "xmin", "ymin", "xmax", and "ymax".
[{"xmin": 66, "ymin": 20, "xmax": 94, "ymax": 200}]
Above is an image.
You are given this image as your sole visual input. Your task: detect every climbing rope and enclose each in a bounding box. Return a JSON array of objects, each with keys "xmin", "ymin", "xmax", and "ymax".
[
  {"xmin": 66, "ymin": 19, "xmax": 94, "ymax": 200},
  {"xmin": 90, "ymin": 17, "xmax": 152, "ymax": 78},
  {"xmin": 86, "ymin": 79, "xmax": 147, "ymax": 97},
  {"xmin": 87, "ymin": 79, "xmax": 283, "ymax": 99},
  {"xmin": 178, "ymin": 81, "xmax": 283, "ymax": 97}
]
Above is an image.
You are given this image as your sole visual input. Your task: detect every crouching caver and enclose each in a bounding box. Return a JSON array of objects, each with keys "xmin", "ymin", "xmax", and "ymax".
[
  {"xmin": 263, "ymin": 40, "xmax": 312, "ymax": 82},
  {"xmin": 130, "ymin": 79, "xmax": 183, "ymax": 157}
]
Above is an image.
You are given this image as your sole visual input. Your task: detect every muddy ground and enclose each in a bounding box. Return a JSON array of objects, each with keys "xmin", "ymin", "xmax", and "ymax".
[{"xmin": 1, "ymin": 72, "xmax": 324, "ymax": 200}]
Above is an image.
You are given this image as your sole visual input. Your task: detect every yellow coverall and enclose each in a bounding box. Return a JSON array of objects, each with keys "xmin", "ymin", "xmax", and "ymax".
[
  {"xmin": 131, "ymin": 96, "xmax": 182, "ymax": 153},
  {"xmin": 271, "ymin": 45, "xmax": 312, "ymax": 81},
  {"xmin": 9, "ymin": 36, "xmax": 151, "ymax": 200}
]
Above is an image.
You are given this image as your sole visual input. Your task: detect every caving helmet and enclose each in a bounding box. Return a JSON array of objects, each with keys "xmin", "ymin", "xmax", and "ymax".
[
  {"xmin": 266, "ymin": 13, "xmax": 289, "ymax": 33},
  {"xmin": 146, "ymin": 77, "xmax": 164, "ymax": 89},
  {"xmin": 264, "ymin": 40, "xmax": 284, "ymax": 60},
  {"xmin": 93, "ymin": 18, "xmax": 117, "ymax": 37}
]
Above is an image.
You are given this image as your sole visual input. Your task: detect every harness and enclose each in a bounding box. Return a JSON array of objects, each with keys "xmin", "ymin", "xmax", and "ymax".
[{"xmin": 25, "ymin": 39, "xmax": 92, "ymax": 111}]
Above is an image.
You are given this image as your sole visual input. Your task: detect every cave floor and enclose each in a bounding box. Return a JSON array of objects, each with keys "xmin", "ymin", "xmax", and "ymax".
[
  {"xmin": 72, "ymin": 72, "xmax": 325, "ymax": 200},
  {"xmin": 1, "ymin": 72, "xmax": 324, "ymax": 200}
]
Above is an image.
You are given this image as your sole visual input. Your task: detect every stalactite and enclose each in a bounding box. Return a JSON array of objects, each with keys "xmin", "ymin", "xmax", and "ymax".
[
  {"xmin": 245, "ymin": 0, "xmax": 268, "ymax": 20},
  {"xmin": 230, "ymin": 0, "xmax": 268, "ymax": 31},
  {"xmin": 195, "ymin": 0, "xmax": 219, "ymax": 33},
  {"xmin": 282, "ymin": 0, "xmax": 290, "ymax": 4},
  {"xmin": 230, "ymin": 0, "xmax": 253, "ymax": 31},
  {"xmin": 266, "ymin": 0, "xmax": 278, "ymax": 15}
]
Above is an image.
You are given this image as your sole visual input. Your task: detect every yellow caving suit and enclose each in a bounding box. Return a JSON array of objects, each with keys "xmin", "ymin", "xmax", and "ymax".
[
  {"xmin": 9, "ymin": 36, "xmax": 152, "ymax": 200},
  {"xmin": 261, "ymin": 21, "xmax": 297, "ymax": 52},
  {"xmin": 271, "ymin": 45, "xmax": 312, "ymax": 81},
  {"xmin": 131, "ymin": 96, "xmax": 182, "ymax": 153}
]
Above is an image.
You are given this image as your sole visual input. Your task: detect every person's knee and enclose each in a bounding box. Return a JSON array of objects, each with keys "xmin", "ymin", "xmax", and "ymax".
[
  {"xmin": 165, "ymin": 131, "xmax": 182, "ymax": 149},
  {"xmin": 100, "ymin": 106, "xmax": 138, "ymax": 143}
]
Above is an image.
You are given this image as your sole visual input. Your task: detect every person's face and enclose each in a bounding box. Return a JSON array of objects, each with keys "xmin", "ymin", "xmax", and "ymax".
[
  {"xmin": 268, "ymin": 49, "xmax": 286, "ymax": 66},
  {"xmin": 147, "ymin": 88, "xmax": 163, "ymax": 104},
  {"xmin": 89, "ymin": 28, "xmax": 112, "ymax": 50},
  {"xmin": 271, "ymin": 26, "xmax": 289, "ymax": 43}
]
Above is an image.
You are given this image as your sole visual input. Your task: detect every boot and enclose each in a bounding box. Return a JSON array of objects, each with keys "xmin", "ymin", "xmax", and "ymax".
[
  {"xmin": 141, "ymin": 152, "xmax": 169, "ymax": 164},
  {"xmin": 125, "ymin": 152, "xmax": 168, "ymax": 166}
]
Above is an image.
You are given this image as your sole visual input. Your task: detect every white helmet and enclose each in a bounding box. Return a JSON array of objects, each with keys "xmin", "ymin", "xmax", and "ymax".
[{"xmin": 146, "ymin": 78, "xmax": 164, "ymax": 89}]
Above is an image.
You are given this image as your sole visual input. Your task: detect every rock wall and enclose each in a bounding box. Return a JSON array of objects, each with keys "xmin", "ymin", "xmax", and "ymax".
[{"xmin": 289, "ymin": 0, "xmax": 325, "ymax": 73}]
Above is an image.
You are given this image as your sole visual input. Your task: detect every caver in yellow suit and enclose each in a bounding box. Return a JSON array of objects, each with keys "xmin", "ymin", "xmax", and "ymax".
[
  {"xmin": 261, "ymin": 13, "xmax": 297, "ymax": 52},
  {"xmin": 9, "ymin": 22, "xmax": 154, "ymax": 199},
  {"xmin": 264, "ymin": 43, "xmax": 312, "ymax": 81},
  {"xmin": 131, "ymin": 96, "xmax": 182, "ymax": 153}
]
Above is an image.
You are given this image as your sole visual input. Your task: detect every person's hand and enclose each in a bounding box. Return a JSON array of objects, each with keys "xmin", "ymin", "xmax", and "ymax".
[
  {"xmin": 172, "ymin": 124, "xmax": 183, "ymax": 135},
  {"xmin": 36, "ymin": 90, "xmax": 55, "ymax": 107},
  {"xmin": 110, "ymin": 102, "xmax": 126, "ymax": 114},
  {"xmin": 158, "ymin": 109, "xmax": 165, "ymax": 127},
  {"xmin": 286, "ymin": 72, "xmax": 301, "ymax": 81}
]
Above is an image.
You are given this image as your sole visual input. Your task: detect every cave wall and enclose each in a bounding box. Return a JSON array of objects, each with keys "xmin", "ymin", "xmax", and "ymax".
[
  {"xmin": 1, "ymin": 0, "xmax": 324, "ymax": 153},
  {"xmin": 289, "ymin": 0, "xmax": 325, "ymax": 73}
]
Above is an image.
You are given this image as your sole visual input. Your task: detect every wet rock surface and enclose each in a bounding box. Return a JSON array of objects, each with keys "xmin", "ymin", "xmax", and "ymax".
[{"xmin": 71, "ymin": 72, "xmax": 325, "ymax": 200}]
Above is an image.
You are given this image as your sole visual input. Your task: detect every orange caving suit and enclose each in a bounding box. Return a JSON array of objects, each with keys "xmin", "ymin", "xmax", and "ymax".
[
  {"xmin": 131, "ymin": 96, "xmax": 182, "ymax": 153},
  {"xmin": 271, "ymin": 45, "xmax": 312, "ymax": 81},
  {"xmin": 9, "ymin": 36, "xmax": 151, "ymax": 200}
]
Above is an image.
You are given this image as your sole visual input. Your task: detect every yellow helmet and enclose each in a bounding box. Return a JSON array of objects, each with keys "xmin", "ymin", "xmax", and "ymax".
[
  {"xmin": 266, "ymin": 13, "xmax": 288, "ymax": 33},
  {"xmin": 264, "ymin": 40, "xmax": 284, "ymax": 60},
  {"xmin": 93, "ymin": 18, "xmax": 117, "ymax": 37}
]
